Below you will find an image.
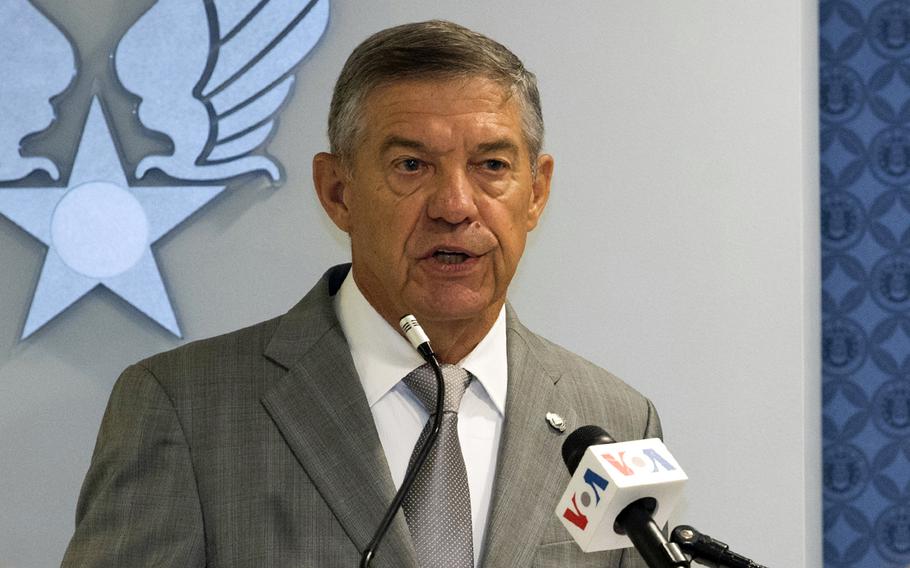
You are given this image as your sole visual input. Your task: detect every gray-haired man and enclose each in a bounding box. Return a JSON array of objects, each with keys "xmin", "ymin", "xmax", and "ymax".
[{"xmin": 64, "ymin": 21, "xmax": 661, "ymax": 568}]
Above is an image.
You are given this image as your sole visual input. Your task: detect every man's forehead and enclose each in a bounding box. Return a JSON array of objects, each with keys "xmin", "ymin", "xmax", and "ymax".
[
  {"xmin": 364, "ymin": 76, "xmax": 515, "ymax": 114},
  {"xmin": 357, "ymin": 77, "xmax": 524, "ymax": 149}
]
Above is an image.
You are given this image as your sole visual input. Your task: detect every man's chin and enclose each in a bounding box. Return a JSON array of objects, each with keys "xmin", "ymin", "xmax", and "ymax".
[{"xmin": 407, "ymin": 291, "xmax": 501, "ymax": 327}]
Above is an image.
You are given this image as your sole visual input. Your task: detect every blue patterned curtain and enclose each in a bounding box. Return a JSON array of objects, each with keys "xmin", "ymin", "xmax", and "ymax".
[{"xmin": 821, "ymin": 1, "xmax": 910, "ymax": 566}]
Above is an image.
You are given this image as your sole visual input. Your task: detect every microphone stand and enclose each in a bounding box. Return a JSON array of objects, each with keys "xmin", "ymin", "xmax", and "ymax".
[
  {"xmin": 670, "ymin": 525, "xmax": 768, "ymax": 568},
  {"xmin": 617, "ymin": 502, "xmax": 688, "ymax": 568},
  {"xmin": 360, "ymin": 317, "xmax": 446, "ymax": 567}
]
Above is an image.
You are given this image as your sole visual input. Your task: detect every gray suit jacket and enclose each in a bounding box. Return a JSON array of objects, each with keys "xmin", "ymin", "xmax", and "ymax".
[{"xmin": 63, "ymin": 264, "xmax": 661, "ymax": 567}]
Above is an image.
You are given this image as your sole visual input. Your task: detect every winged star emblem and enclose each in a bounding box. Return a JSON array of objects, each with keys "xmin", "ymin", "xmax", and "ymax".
[{"xmin": 0, "ymin": 0, "xmax": 329, "ymax": 339}]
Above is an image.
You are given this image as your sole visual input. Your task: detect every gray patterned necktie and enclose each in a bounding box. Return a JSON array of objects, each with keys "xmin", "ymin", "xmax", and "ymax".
[{"xmin": 402, "ymin": 363, "xmax": 474, "ymax": 568}]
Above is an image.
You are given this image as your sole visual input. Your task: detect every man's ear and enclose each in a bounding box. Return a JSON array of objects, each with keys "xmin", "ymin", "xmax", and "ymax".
[
  {"xmin": 526, "ymin": 154, "xmax": 553, "ymax": 231},
  {"xmin": 312, "ymin": 152, "xmax": 352, "ymax": 233}
]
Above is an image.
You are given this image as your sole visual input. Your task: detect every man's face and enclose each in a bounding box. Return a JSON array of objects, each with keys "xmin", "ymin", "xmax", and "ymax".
[{"xmin": 316, "ymin": 76, "xmax": 552, "ymax": 332}]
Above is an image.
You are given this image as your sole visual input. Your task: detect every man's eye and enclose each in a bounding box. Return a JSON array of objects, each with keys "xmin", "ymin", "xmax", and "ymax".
[
  {"xmin": 482, "ymin": 159, "xmax": 508, "ymax": 172},
  {"xmin": 396, "ymin": 158, "xmax": 424, "ymax": 173}
]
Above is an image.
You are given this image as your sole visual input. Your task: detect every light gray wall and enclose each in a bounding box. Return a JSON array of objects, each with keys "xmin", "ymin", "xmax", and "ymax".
[{"xmin": 0, "ymin": 1, "xmax": 819, "ymax": 567}]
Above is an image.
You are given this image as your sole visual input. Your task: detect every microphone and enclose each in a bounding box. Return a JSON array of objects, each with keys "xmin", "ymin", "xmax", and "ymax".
[
  {"xmin": 399, "ymin": 314, "xmax": 433, "ymax": 360},
  {"xmin": 360, "ymin": 314, "xmax": 445, "ymax": 568},
  {"xmin": 555, "ymin": 425, "xmax": 688, "ymax": 568}
]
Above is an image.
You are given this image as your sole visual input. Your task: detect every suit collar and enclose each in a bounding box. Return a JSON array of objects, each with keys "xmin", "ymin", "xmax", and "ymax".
[
  {"xmin": 263, "ymin": 264, "xmax": 349, "ymax": 370},
  {"xmin": 481, "ymin": 306, "xmax": 579, "ymax": 566},
  {"xmin": 261, "ymin": 264, "xmax": 418, "ymax": 568}
]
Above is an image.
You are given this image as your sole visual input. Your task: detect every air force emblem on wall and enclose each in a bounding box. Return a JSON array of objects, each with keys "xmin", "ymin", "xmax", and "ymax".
[{"xmin": 0, "ymin": 0, "xmax": 329, "ymax": 339}]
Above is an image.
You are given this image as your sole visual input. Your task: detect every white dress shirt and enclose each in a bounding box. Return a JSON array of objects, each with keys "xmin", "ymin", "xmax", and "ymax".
[{"xmin": 334, "ymin": 272, "xmax": 507, "ymax": 564}]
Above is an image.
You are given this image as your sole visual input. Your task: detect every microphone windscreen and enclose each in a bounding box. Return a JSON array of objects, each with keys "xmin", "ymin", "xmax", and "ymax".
[
  {"xmin": 555, "ymin": 436, "xmax": 687, "ymax": 552},
  {"xmin": 561, "ymin": 425, "xmax": 616, "ymax": 474}
]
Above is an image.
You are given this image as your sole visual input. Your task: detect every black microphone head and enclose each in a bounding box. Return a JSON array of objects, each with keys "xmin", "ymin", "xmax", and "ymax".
[{"xmin": 561, "ymin": 425, "xmax": 616, "ymax": 474}]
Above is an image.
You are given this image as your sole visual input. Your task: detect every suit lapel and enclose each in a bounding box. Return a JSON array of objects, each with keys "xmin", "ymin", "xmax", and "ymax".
[
  {"xmin": 260, "ymin": 266, "xmax": 417, "ymax": 568},
  {"xmin": 481, "ymin": 310, "xmax": 578, "ymax": 567}
]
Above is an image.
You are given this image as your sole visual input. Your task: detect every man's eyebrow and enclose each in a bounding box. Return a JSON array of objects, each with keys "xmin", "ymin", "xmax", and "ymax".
[
  {"xmin": 378, "ymin": 136, "xmax": 521, "ymax": 157},
  {"xmin": 379, "ymin": 136, "xmax": 427, "ymax": 154},
  {"xmin": 475, "ymin": 138, "xmax": 520, "ymax": 155}
]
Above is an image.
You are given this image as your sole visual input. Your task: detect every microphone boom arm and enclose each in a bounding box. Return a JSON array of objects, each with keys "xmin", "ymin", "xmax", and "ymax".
[{"xmin": 670, "ymin": 524, "xmax": 768, "ymax": 568}]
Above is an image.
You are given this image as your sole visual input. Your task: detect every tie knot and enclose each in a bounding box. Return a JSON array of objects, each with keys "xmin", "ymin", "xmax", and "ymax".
[{"xmin": 403, "ymin": 363, "xmax": 472, "ymax": 413}]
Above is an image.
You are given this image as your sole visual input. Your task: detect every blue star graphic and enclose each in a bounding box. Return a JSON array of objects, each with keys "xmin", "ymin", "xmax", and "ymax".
[{"xmin": 0, "ymin": 97, "xmax": 223, "ymax": 338}]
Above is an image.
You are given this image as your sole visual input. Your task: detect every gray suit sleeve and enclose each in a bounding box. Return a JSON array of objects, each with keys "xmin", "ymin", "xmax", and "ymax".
[
  {"xmin": 61, "ymin": 364, "xmax": 205, "ymax": 567},
  {"xmin": 643, "ymin": 397, "xmax": 663, "ymax": 440}
]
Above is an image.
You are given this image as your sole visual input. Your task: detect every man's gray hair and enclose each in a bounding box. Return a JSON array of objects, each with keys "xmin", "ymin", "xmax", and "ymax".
[{"xmin": 328, "ymin": 20, "xmax": 544, "ymax": 171}]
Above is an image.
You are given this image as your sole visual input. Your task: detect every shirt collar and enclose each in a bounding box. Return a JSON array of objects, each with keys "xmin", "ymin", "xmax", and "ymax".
[{"xmin": 334, "ymin": 271, "xmax": 507, "ymax": 416}]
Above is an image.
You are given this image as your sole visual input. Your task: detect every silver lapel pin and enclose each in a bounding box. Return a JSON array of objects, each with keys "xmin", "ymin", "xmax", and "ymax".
[{"xmin": 546, "ymin": 412, "xmax": 567, "ymax": 432}]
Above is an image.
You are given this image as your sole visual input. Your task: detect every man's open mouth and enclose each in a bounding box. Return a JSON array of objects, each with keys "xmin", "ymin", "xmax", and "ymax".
[{"xmin": 433, "ymin": 249, "xmax": 473, "ymax": 264}]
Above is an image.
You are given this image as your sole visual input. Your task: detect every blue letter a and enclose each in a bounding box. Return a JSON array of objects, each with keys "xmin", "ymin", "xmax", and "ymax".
[
  {"xmin": 642, "ymin": 448, "xmax": 675, "ymax": 472},
  {"xmin": 583, "ymin": 469, "xmax": 609, "ymax": 504}
]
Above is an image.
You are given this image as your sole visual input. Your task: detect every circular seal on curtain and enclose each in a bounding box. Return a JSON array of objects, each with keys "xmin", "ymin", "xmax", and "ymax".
[
  {"xmin": 869, "ymin": 1, "xmax": 910, "ymax": 59},
  {"xmin": 823, "ymin": 317, "xmax": 868, "ymax": 376},
  {"xmin": 872, "ymin": 379, "xmax": 910, "ymax": 437},
  {"xmin": 821, "ymin": 65, "xmax": 865, "ymax": 124},
  {"xmin": 823, "ymin": 443, "xmax": 870, "ymax": 502},
  {"xmin": 870, "ymin": 127, "xmax": 910, "ymax": 186},
  {"xmin": 871, "ymin": 254, "xmax": 910, "ymax": 311},
  {"xmin": 822, "ymin": 191, "xmax": 866, "ymax": 250},
  {"xmin": 875, "ymin": 504, "xmax": 910, "ymax": 564}
]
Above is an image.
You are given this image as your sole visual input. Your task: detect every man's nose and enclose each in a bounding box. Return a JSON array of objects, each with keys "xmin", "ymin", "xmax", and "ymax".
[{"xmin": 426, "ymin": 167, "xmax": 479, "ymax": 224}]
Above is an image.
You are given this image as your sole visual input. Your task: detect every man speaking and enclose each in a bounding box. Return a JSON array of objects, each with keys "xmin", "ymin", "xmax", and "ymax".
[{"xmin": 63, "ymin": 20, "xmax": 661, "ymax": 568}]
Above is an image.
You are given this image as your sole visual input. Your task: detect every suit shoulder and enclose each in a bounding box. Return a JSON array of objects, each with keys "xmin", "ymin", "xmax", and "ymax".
[
  {"xmin": 134, "ymin": 315, "xmax": 283, "ymax": 389},
  {"xmin": 510, "ymin": 325, "xmax": 662, "ymax": 440},
  {"xmin": 511, "ymin": 326, "xmax": 637, "ymax": 395}
]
